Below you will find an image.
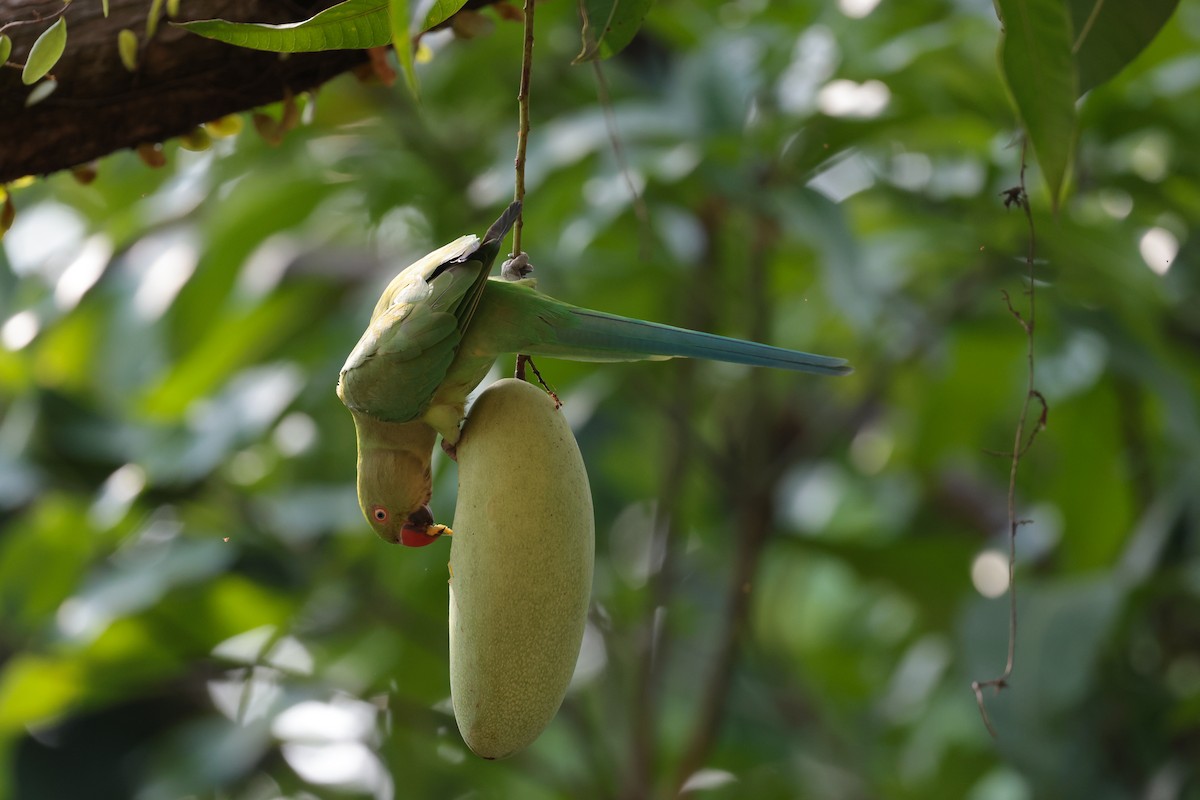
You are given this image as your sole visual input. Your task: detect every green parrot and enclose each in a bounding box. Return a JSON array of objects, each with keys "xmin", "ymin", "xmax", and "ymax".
[{"xmin": 337, "ymin": 202, "xmax": 850, "ymax": 547}]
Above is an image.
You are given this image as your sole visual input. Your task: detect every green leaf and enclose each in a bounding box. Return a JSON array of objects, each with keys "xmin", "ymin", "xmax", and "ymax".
[
  {"xmin": 995, "ymin": 0, "xmax": 1077, "ymax": 209},
  {"xmin": 21, "ymin": 17, "xmax": 67, "ymax": 85},
  {"xmin": 139, "ymin": 285, "xmax": 332, "ymax": 419},
  {"xmin": 175, "ymin": 0, "xmax": 391, "ymax": 53},
  {"xmin": 574, "ymin": 0, "xmax": 653, "ymax": 63},
  {"xmin": 147, "ymin": 0, "xmax": 164, "ymax": 38},
  {"xmin": 1068, "ymin": 0, "xmax": 1180, "ymax": 95},
  {"xmin": 390, "ymin": 0, "xmax": 419, "ymax": 99},
  {"xmin": 422, "ymin": 0, "xmax": 470, "ymax": 29},
  {"xmin": 0, "ymin": 34, "xmax": 12, "ymax": 65},
  {"xmin": 778, "ymin": 535, "xmax": 978, "ymax": 629},
  {"xmin": 118, "ymin": 28, "xmax": 138, "ymax": 72},
  {"xmin": 0, "ymin": 655, "xmax": 85, "ymax": 731}
]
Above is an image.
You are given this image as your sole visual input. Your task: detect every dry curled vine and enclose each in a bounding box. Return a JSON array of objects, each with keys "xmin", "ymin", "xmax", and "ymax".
[{"xmin": 971, "ymin": 141, "xmax": 1049, "ymax": 736}]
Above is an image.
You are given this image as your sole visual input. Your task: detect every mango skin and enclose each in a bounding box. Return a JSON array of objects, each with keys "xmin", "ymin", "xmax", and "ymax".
[{"xmin": 448, "ymin": 378, "xmax": 595, "ymax": 760}]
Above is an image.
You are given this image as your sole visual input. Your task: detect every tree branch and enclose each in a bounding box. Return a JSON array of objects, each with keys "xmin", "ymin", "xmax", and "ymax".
[
  {"xmin": 0, "ymin": 0, "xmax": 368, "ymax": 182},
  {"xmin": 671, "ymin": 214, "xmax": 781, "ymax": 795},
  {"xmin": 619, "ymin": 201, "xmax": 725, "ymax": 799}
]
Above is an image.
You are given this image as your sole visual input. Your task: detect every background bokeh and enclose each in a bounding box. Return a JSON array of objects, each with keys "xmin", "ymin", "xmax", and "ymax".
[{"xmin": 2, "ymin": 0, "xmax": 1200, "ymax": 798}]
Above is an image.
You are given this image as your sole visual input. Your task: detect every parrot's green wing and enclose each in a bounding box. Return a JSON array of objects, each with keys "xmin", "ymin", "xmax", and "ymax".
[{"xmin": 337, "ymin": 203, "xmax": 521, "ymax": 423}]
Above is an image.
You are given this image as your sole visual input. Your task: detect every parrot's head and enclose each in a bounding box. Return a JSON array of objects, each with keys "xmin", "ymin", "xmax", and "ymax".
[
  {"xmin": 353, "ymin": 419, "xmax": 446, "ymax": 547},
  {"xmin": 362, "ymin": 498, "xmax": 447, "ymax": 547},
  {"xmin": 356, "ymin": 453, "xmax": 446, "ymax": 547}
]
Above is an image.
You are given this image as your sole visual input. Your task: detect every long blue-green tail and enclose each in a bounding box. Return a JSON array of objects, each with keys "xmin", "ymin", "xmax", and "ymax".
[{"xmin": 525, "ymin": 304, "xmax": 852, "ymax": 377}]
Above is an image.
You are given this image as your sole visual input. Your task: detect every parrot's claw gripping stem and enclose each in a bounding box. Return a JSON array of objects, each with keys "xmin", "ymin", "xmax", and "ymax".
[
  {"xmin": 515, "ymin": 355, "xmax": 561, "ymax": 408},
  {"xmin": 501, "ymin": 252, "xmax": 533, "ymax": 281},
  {"xmin": 441, "ymin": 438, "xmax": 458, "ymax": 461}
]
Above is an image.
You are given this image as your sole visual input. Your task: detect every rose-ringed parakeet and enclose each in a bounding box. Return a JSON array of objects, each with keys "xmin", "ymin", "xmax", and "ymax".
[{"xmin": 337, "ymin": 202, "xmax": 850, "ymax": 546}]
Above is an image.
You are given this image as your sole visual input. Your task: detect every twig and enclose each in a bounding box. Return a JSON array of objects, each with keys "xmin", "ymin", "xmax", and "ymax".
[
  {"xmin": 511, "ymin": 0, "xmax": 535, "ymax": 256},
  {"xmin": 0, "ymin": 4, "xmax": 69, "ymax": 36},
  {"xmin": 589, "ymin": 57, "xmax": 652, "ymax": 256},
  {"xmin": 560, "ymin": 699, "xmax": 621, "ymax": 800},
  {"xmin": 620, "ymin": 377, "xmax": 692, "ymax": 800},
  {"xmin": 620, "ymin": 205, "xmax": 723, "ymax": 799},
  {"xmin": 672, "ymin": 504, "xmax": 770, "ymax": 796},
  {"xmin": 576, "ymin": 0, "xmax": 651, "ymax": 257},
  {"xmin": 1071, "ymin": 0, "xmax": 1105, "ymax": 54},
  {"xmin": 670, "ymin": 215, "xmax": 779, "ymax": 795},
  {"xmin": 971, "ymin": 140, "xmax": 1045, "ymax": 737},
  {"xmin": 510, "ymin": 0, "xmax": 536, "ymax": 376}
]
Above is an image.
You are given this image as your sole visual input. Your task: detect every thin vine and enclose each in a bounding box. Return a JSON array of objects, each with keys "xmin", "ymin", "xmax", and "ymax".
[
  {"xmin": 971, "ymin": 140, "xmax": 1048, "ymax": 736},
  {"xmin": 510, "ymin": 0, "xmax": 539, "ymax": 386},
  {"xmin": 589, "ymin": 58, "xmax": 651, "ymax": 255},
  {"xmin": 511, "ymin": 0, "xmax": 536, "ymax": 257},
  {"xmin": 577, "ymin": 0, "xmax": 651, "ymax": 257}
]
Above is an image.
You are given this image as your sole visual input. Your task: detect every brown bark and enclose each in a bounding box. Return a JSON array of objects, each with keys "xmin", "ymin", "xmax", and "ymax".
[{"xmin": 0, "ymin": 0, "xmax": 369, "ymax": 182}]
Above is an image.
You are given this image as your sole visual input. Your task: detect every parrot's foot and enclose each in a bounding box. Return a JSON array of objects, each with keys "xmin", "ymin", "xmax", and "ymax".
[
  {"xmin": 441, "ymin": 438, "xmax": 458, "ymax": 461},
  {"xmin": 515, "ymin": 355, "xmax": 562, "ymax": 409},
  {"xmin": 501, "ymin": 252, "xmax": 533, "ymax": 281}
]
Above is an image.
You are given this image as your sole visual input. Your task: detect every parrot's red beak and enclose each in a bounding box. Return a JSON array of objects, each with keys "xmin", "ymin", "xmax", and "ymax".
[{"xmin": 400, "ymin": 504, "xmax": 451, "ymax": 547}]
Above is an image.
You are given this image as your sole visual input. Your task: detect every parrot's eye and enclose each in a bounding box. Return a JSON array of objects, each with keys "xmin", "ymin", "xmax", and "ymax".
[{"xmin": 371, "ymin": 506, "xmax": 389, "ymax": 523}]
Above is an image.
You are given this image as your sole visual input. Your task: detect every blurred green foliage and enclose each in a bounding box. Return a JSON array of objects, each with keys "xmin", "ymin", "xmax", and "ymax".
[{"xmin": 2, "ymin": 0, "xmax": 1200, "ymax": 798}]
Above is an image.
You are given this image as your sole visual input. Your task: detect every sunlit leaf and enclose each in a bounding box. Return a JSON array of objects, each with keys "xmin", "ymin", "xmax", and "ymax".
[
  {"xmin": 995, "ymin": 0, "xmax": 1077, "ymax": 208},
  {"xmin": 118, "ymin": 28, "xmax": 138, "ymax": 72},
  {"xmin": 0, "ymin": 34, "xmax": 13, "ymax": 64},
  {"xmin": 21, "ymin": 17, "xmax": 67, "ymax": 85},
  {"xmin": 147, "ymin": 0, "xmax": 164, "ymax": 38},
  {"xmin": 203, "ymin": 114, "xmax": 244, "ymax": 137},
  {"xmin": 1068, "ymin": 0, "xmax": 1180, "ymax": 95},
  {"xmin": 176, "ymin": 0, "xmax": 392, "ymax": 52},
  {"xmin": 574, "ymin": 0, "xmax": 653, "ymax": 62},
  {"xmin": 139, "ymin": 286, "xmax": 331, "ymax": 420},
  {"xmin": 0, "ymin": 656, "xmax": 85, "ymax": 731},
  {"xmin": 84, "ymin": 618, "xmax": 182, "ymax": 684},
  {"xmin": 0, "ymin": 496, "xmax": 96, "ymax": 631}
]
